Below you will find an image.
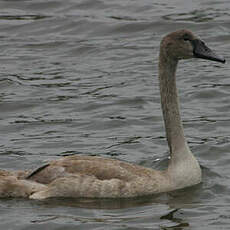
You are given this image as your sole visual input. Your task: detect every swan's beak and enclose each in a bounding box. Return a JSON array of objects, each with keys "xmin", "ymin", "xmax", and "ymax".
[{"xmin": 192, "ymin": 39, "xmax": 225, "ymax": 63}]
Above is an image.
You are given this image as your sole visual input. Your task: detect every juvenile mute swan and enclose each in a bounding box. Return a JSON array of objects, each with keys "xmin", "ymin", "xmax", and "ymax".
[{"xmin": 0, "ymin": 29, "xmax": 225, "ymax": 199}]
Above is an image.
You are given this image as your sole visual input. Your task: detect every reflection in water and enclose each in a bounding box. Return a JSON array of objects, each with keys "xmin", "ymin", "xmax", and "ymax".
[
  {"xmin": 34, "ymin": 196, "xmax": 164, "ymax": 210},
  {"xmin": 30, "ymin": 207, "xmax": 190, "ymax": 230},
  {"xmin": 160, "ymin": 209, "xmax": 189, "ymax": 230}
]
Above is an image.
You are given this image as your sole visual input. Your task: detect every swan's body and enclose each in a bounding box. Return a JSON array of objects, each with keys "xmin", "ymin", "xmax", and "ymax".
[{"xmin": 0, "ymin": 30, "xmax": 225, "ymax": 199}]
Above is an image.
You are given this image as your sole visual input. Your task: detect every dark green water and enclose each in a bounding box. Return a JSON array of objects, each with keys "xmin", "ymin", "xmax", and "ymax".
[{"xmin": 0, "ymin": 0, "xmax": 229, "ymax": 229}]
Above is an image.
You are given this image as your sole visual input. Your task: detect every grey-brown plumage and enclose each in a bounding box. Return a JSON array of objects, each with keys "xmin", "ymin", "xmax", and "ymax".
[
  {"xmin": 29, "ymin": 155, "xmax": 171, "ymax": 199},
  {"xmin": 0, "ymin": 29, "xmax": 225, "ymax": 199}
]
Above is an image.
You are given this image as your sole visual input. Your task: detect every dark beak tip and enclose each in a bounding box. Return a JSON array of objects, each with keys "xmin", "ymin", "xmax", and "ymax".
[{"xmin": 216, "ymin": 56, "xmax": 226, "ymax": 64}]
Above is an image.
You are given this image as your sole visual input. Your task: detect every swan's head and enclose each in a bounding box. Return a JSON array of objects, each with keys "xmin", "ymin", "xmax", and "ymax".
[{"xmin": 160, "ymin": 29, "xmax": 225, "ymax": 63}]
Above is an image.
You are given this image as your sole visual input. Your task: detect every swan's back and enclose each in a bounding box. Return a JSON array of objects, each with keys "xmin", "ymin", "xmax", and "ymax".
[{"xmin": 34, "ymin": 156, "xmax": 153, "ymax": 182}]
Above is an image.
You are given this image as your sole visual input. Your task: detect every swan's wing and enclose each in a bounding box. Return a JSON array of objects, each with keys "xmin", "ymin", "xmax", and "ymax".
[
  {"xmin": 26, "ymin": 155, "xmax": 156, "ymax": 184},
  {"xmin": 27, "ymin": 155, "xmax": 169, "ymax": 199}
]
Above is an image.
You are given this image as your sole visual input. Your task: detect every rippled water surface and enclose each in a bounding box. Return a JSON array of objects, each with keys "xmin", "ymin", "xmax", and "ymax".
[{"xmin": 0, "ymin": 0, "xmax": 230, "ymax": 229}]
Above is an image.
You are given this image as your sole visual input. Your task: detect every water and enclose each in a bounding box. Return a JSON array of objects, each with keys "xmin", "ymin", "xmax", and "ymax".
[{"xmin": 0, "ymin": 0, "xmax": 230, "ymax": 229}]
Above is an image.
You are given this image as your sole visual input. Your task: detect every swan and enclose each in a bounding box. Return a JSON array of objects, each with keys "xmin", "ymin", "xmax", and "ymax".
[{"xmin": 0, "ymin": 29, "xmax": 225, "ymax": 199}]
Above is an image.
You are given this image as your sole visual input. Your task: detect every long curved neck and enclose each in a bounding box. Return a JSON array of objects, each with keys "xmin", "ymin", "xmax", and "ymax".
[{"xmin": 158, "ymin": 51, "xmax": 188, "ymax": 158}]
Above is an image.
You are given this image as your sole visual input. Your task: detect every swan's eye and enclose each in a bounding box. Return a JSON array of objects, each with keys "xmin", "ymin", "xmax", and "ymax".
[
  {"xmin": 182, "ymin": 34, "xmax": 190, "ymax": 42},
  {"xmin": 183, "ymin": 37, "xmax": 189, "ymax": 41}
]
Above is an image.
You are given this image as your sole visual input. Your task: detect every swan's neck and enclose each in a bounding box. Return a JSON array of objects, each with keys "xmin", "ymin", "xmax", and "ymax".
[
  {"xmin": 158, "ymin": 54, "xmax": 187, "ymax": 156},
  {"xmin": 158, "ymin": 50, "xmax": 201, "ymax": 189}
]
